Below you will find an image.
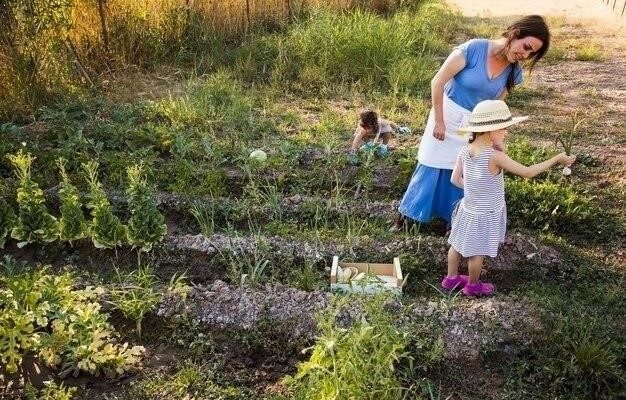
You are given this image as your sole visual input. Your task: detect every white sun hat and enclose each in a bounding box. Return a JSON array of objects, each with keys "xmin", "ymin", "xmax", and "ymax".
[{"xmin": 458, "ymin": 100, "xmax": 528, "ymax": 133}]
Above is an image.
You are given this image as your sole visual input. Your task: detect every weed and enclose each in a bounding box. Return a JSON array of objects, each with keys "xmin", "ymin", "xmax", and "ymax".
[
  {"xmin": 190, "ymin": 200, "xmax": 217, "ymax": 237},
  {"xmin": 574, "ymin": 42, "xmax": 605, "ymax": 61},
  {"xmin": 109, "ymin": 265, "xmax": 161, "ymax": 338}
]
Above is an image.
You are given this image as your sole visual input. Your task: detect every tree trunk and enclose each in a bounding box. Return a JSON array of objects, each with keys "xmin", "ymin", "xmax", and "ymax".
[{"xmin": 97, "ymin": 0, "xmax": 110, "ymax": 53}]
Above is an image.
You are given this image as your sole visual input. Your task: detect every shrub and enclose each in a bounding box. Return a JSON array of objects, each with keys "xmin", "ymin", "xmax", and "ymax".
[
  {"xmin": 83, "ymin": 160, "xmax": 127, "ymax": 249},
  {"xmin": 57, "ymin": 158, "xmax": 88, "ymax": 243},
  {"xmin": 8, "ymin": 150, "xmax": 58, "ymax": 247},
  {"xmin": 0, "ymin": 267, "xmax": 144, "ymax": 376},
  {"xmin": 126, "ymin": 164, "xmax": 166, "ymax": 252}
]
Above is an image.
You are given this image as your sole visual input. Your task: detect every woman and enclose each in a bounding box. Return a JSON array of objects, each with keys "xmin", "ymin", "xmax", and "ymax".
[{"xmin": 393, "ymin": 15, "xmax": 550, "ymax": 232}]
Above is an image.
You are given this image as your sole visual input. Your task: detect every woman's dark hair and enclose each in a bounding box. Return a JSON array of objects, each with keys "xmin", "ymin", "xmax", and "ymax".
[
  {"xmin": 501, "ymin": 15, "xmax": 551, "ymax": 93},
  {"xmin": 359, "ymin": 110, "xmax": 379, "ymax": 131}
]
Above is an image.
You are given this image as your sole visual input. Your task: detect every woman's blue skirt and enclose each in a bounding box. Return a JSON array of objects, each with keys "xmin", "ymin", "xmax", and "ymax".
[{"xmin": 398, "ymin": 164, "xmax": 463, "ymax": 223}]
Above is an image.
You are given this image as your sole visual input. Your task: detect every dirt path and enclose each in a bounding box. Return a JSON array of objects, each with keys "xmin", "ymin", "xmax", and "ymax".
[{"xmin": 446, "ymin": 0, "xmax": 626, "ymax": 29}]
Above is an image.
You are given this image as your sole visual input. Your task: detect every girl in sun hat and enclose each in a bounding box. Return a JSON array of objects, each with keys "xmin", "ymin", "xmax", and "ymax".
[
  {"xmin": 393, "ymin": 15, "xmax": 551, "ymax": 233},
  {"xmin": 441, "ymin": 100, "xmax": 575, "ymax": 296}
]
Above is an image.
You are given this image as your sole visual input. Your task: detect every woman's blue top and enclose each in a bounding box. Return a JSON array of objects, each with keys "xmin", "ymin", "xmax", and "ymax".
[{"xmin": 444, "ymin": 38, "xmax": 524, "ymax": 110}]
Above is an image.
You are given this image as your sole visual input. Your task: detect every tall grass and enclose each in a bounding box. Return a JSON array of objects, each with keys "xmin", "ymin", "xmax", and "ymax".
[{"xmin": 0, "ymin": 0, "xmax": 455, "ymax": 119}]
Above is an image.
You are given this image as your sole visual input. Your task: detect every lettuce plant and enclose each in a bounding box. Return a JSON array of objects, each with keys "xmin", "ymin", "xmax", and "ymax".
[
  {"xmin": 57, "ymin": 158, "xmax": 88, "ymax": 243},
  {"xmin": 126, "ymin": 164, "xmax": 166, "ymax": 252},
  {"xmin": 83, "ymin": 160, "xmax": 127, "ymax": 249},
  {"xmin": 0, "ymin": 267, "xmax": 144, "ymax": 376},
  {"xmin": 8, "ymin": 150, "xmax": 58, "ymax": 247}
]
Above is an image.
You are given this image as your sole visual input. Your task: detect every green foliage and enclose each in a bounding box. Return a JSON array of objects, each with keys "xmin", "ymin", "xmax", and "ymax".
[
  {"xmin": 190, "ymin": 200, "xmax": 216, "ymax": 237},
  {"xmin": 574, "ymin": 43, "xmax": 604, "ymax": 61},
  {"xmin": 239, "ymin": 3, "xmax": 458, "ymax": 95},
  {"xmin": 57, "ymin": 158, "xmax": 88, "ymax": 242},
  {"xmin": 8, "ymin": 150, "xmax": 59, "ymax": 247},
  {"xmin": 25, "ymin": 381, "xmax": 77, "ymax": 400},
  {"xmin": 0, "ymin": 0, "xmax": 75, "ymax": 118},
  {"xmin": 126, "ymin": 164, "xmax": 166, "ymax": 252},
  {"xmin": 287, "ymin": 260, "xmax": 325, "ymax": 291},
  {"xmin": 0, "ymin": 267, "xmax": 144, "ymax": 376},
  {"xmin": 130, "ymin": 361, "xmax": 250, "ymax": 400},
  {"xmin": 0, "ymin": 187, "xmax": 16, "ymax": 249},
  {"xmin": 505, "ymin": 137, "xmax": 553, "ymax": 166},
  {"xmin": 285, "ymin": 294, "xmax": 410, "ymax": 399},
  {"xmin": 108, "ymin": 266, "xmax": 161, "ymax": 338},
  {"xmin": 506, "ymin": 179, "xmax": 593, "ymax": 231},
  {"xmin": 83, "ymin": 160, "xmax": 127, "ymax": 249}
]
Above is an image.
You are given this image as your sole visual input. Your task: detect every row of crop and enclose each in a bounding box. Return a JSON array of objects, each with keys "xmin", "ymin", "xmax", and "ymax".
[{"xmin": 0, "ymin": 150, "xmax": 165, "ymax": 251}]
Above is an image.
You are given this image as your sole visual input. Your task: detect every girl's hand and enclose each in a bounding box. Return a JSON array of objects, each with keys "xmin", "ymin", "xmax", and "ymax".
[
  {"xmin": 433, "ymin": 121, "xmax": 446, "ymax": 141},
  {"xmin": 557, "ymin": 152, "xmax": 576, "ymax": 166}
]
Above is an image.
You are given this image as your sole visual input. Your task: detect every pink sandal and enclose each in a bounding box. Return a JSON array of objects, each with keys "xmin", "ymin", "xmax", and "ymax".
[
  {"xmin": 462, "ymin": 281, "xmax": 495, "ymax": 297},
  {"xmin": 441, "ymin": 275, "xmax": 469, "ymax": 291}
]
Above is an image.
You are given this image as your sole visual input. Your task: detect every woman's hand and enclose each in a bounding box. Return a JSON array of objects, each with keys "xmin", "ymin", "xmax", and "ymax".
[{"xmin": 433, "ymin": 120, "xmax": 446, "ymax": 141}]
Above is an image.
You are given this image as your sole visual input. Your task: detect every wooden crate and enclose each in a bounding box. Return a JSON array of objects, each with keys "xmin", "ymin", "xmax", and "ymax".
[{"xmin": 330, "ymin": 256, "xmax": 403, "ymax": 294}]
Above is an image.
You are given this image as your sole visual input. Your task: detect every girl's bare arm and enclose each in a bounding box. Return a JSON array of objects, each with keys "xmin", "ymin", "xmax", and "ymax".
[{"xmin": 491, "ymin": 151, "xmax": 574, "ymax": 178}]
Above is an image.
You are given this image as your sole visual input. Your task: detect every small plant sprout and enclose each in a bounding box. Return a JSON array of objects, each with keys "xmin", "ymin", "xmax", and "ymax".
[
  {"xmin": 126, "ymin": 164, "xmax": 167, "ymax": 252},
  {"xmin": 57, "ymin": 158, "xmax": 88, "ymax": 243},
  {"xmin": 8, "ymin": 150, "xmax": 58, "ymax": 247},
  {"xmin": 556, "ymin": 111, "xmax": 585, "ymax": 176},
  {"xmin": 83, "ymin": 160, "xmax": 127, "ymax": 249}
]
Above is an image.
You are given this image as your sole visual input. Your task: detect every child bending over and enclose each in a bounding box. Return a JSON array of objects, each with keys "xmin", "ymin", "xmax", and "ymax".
[{"xmin": 347, "ymin": 110, "xmax": 410, "ymax": 165}]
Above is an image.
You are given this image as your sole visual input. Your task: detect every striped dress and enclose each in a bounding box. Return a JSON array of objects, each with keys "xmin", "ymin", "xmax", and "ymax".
[{"xmin": 448, "ymin": 146, "xmax": 507, "ymax": 258}]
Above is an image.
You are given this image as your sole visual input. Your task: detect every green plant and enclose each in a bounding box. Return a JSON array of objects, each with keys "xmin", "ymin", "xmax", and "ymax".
[
  {"xmin": 0, "ymin": 186, "xmax": 15, "ymax": 249},
  {"xmin": 288, "ymin": 260, "xmax": 324, "ymax": 291},
  {"xmin": 83, "ymin": 160, "xmax": 127, "ymax": 249},
  {"xmin": 215, "ymin": 226, "xmax": 272, "ymax": 287},
  {"xmin": 108, "ymin": 266, "xmax": 161, "ymax": 338},
  {"xmin": 574, "ymin": 43, "xmax": 604, "ymax": 61},
  {"xmin": 284, "ymin": 294, "xmax": 410, "ymax": 399},
  {"xmin": 57, "ymin": 158, "xmax": 88, "ymax": 243},
  {"xmin": 1, "ymin": 255, "xmax": 28, "ymax": 276},
  {"xmin": 190, "ymin": 200, "xmax": 217, "ymax": 237},
  {"xmin": 0, "ymin": 268, "xmax": 144, "ymax": 376},
  {"xmin": 8, "ymin": 150, "xmax": 59, "ymax": 247},
  {"xmin": 126, "ymin": 164, "xmax": 167, "ymax": 252},
  {"xmin": 130, "ymin": 361, "xmax": 250, "ymax": 400},
  {"xmin": 506, "ymin": 179, "xmax": 593, "ymax": 232},
  {"xmin": 343, "ymin": 212, "xmax": 367, "ymax": 257},
  {"xmin": 556, "ymin": 111, "xmax": 586, "ymax": 156},
  {"xmin": 542, "ymin": 321, "xmax": 624, "ymax": 399},
  {"xmin": 25, "ymin": 381, "xmax": 77, "ymax": 400}
]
